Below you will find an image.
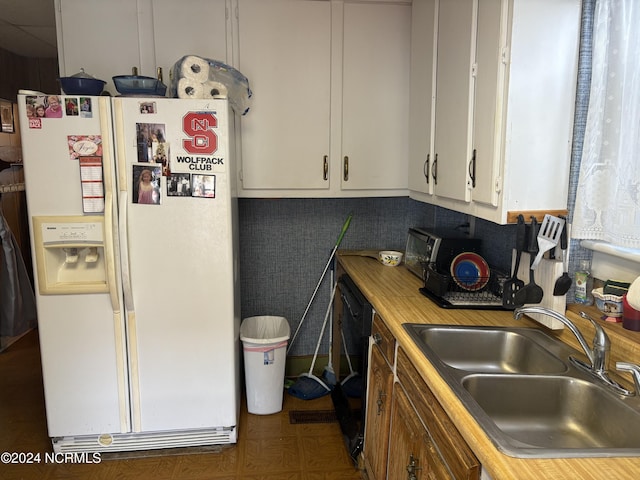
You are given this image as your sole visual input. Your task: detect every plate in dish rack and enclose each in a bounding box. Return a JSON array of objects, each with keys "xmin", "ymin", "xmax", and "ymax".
[{"xmin": 450, "ymin": 252, "xmax": 490, "ymax": 291}]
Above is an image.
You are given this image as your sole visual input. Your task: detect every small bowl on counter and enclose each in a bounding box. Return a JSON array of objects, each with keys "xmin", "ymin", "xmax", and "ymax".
[
  {"xmin": 378, "ymin": 250, "xmax": 403, "ymax": 267},
  {"xmin": 592, "ymin": 287, "xmax": 624, "ymax": 319}
]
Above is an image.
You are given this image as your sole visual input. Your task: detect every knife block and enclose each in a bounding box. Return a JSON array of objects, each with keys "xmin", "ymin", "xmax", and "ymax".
[{"xmin": 512, "ymin": 250, "xmax": 566, "ymax": 330}]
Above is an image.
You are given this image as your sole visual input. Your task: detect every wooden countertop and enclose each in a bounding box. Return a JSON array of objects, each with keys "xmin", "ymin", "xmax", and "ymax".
[{"xmin": 337, "ymin": 251, "xmax": 640, "ymax": 480}]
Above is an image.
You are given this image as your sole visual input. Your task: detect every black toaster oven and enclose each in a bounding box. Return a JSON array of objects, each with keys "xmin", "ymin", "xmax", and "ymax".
[{"xmin": 404, "ymin": 227, "xmax": 482, "ymax": 277}]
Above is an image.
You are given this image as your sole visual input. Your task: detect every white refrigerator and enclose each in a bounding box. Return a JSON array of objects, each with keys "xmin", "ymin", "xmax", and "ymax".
[{"xmin": 17, "ymin": 93, "xmax": 241, "ymax": 453}]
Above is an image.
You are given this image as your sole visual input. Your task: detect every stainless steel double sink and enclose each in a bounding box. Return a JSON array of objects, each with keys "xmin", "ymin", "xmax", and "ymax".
[{"xmin": 402, "ymin": 324, "xmax": 640, "ymax": 458}]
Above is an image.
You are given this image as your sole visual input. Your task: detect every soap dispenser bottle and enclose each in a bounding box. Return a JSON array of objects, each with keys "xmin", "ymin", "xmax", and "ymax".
[{"xmin": 575, "ymin": 259, "xmax": 594, "ymax": 305}]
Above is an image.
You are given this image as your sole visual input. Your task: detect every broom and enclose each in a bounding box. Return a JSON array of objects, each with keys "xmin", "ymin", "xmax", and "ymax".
[
  {"xmin": 287, "ymin": 214, "xmax": 352, "ymax": 354},
  {"xmin": 287, "ymin": 283, "xmax": 338, "ymax": 400}
]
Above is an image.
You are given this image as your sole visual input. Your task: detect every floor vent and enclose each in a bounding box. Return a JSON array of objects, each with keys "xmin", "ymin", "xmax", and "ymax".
[
  {"xmin": 289, "ymin": 409, "xmax": 361, "ymax": 425},
  {"xmin": 289, "ymin": 409, "xmax": 337, "ymax": 424}
]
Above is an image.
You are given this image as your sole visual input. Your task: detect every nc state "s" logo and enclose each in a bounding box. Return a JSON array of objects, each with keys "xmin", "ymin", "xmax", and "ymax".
[{"xmin": 182, "ymin": 112, "xmax": 218, "ymax": 154}]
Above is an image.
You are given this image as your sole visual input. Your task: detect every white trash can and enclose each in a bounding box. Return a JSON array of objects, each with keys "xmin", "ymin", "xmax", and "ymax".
[{"xmin": 240, "ymin": 316, "xmax": 290, "ymax": 415}]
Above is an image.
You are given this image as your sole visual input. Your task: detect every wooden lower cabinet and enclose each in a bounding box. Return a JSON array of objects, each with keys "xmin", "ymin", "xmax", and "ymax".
[
  {"xmin": 390, "ymin": 382, "xmax": 460, "ymax": 479},
  {"xmin": 395, "ymin": 347, "xmax": 480, "ymax": 480},
  {"xmin": 363, "ymin": 341, "xmax": 394, "ymax": 480},
  {"xmin": 363, "ymin": 314, "xmax": 480, "ymax": 480}
]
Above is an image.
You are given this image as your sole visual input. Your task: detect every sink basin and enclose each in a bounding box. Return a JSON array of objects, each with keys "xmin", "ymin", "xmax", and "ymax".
[
  {"xmin": 462, "ymin": 374, "xmax": 640, "ymax": 455},
  {"xmin": 404, "ymin": 325, "xmax": 567, "ymax": 374},
  {"xmin": 402, "ymin": 324, "xmax": 640, "ymax": 458}
]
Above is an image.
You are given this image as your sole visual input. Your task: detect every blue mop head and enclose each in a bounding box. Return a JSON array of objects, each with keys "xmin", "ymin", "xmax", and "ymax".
[
  {"xmin": 341, "ymin": 374, "xmax": 363, "ymax": 398},
  {"xmin": 322, "ymin": 366, "xmax": 337, "ymax": 388},
  {"xmin": 288, "ymin": 374, "xmax": 332, "ymax": 400}
]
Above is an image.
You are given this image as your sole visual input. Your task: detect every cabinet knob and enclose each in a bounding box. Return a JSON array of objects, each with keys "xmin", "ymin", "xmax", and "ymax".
[
  {"xmin": 372, "ymin": 333, "xmax": 382, "ymax": 345},
  {"xmin": 323, "ymin": 155, "xmax": 329, "ymax": 181},
  {"xmin": 343, "ymin": 156, "xmax": 349, "ymax": 181}
]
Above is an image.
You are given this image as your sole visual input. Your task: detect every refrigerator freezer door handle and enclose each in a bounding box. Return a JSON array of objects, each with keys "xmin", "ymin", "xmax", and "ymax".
[{"xmin": 104, "ymin": 191, "xmax": 121, "ymax": 313}]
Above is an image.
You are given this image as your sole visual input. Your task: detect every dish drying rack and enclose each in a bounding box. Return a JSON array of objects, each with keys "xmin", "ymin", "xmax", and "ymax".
[{"xmin": 419, "ymin": 262, "xmax": 508, "ymax": 309}]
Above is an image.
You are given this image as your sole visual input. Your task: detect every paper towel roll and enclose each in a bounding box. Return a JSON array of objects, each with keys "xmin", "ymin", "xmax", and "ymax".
[
  {"xmin": 180, "ymin": 55, "xmax": 210, "ymax": 83},
  {"xmin": 177, "ymin": 78, "xmax": 204, "ymax": 99},
  {"xmin": 202, "ymin": 80, "xmax": 228, "ymax": 99},
  {"xmin": 627, "ymin": 276, "xmax": 640, "ymax": 310}
]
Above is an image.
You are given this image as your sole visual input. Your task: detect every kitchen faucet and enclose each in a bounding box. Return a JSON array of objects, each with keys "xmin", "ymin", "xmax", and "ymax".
[{"xmin": 513, "ymin": 306, "xmax": 633, "ymax": 396}]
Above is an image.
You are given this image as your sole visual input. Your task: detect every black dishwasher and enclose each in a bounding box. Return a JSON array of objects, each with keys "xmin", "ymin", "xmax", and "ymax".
[{"xmin": 332, "ymin": 273, "xmax": 373, "ymax": 465}]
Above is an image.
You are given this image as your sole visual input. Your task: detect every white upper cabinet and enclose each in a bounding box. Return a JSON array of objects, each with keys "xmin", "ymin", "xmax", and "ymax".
[
  {"xmin": 236, "ymin": 0, "xmax": 411, "ymax": 198},
  {"xmin": 236, "ymin": 0, "xmax": 332, "ymax": 191},
  {"xmin": 150, "ymin": 0, "xmax": 230, "ymax": 76},
  {"xmin": 55, "ymin": 0, "xmax": 229, "ymax": 94},
  {"xmin": 432, "ymin": 0, "xmax": 476, "ymax": 204},
  {"xmin": 56, "ymin": 0, "xmax": 410, "ymax": 199},
  {"xmin": 408, "ymin": 0, "xmax": 436, "ymax": 196},
  {"xmin": 409, "ymin": 0, "xmax": 581, "ymax": 224},
  {"xmin": 56, "ymin": 0, "xmax": 141, "ymax": 90},
  {"xmin": 340, "ymin": 2, "xmax": 411, "ymax": 193}
]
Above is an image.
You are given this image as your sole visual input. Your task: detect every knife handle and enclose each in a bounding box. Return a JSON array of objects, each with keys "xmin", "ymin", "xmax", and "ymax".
[
  {"xmin": 560, "ymin": 215, "xmax": 567, "ymax": 250},
  {"xmin": 516, "ymin": 214, "xmax": 526, "ymax": 252},
  {"xmin": 528, "ymin": 217, "xmax": 539, "ymax": 282},
  {"xmin": 529, "ymin": 217, "xmax": 539, "ymax": 256}
]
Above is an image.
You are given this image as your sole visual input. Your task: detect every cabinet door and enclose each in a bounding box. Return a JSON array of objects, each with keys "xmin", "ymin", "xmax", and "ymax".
[
  {"xmin": 364, "ymin": 344, "xmax": 394, "ymax": 480},
  {"xmin": 341, "ymin": 2, "xmax": 410, "ymax": 191},
  {"xmin": 472, "ymin": 0, "xmax": 505, "ymax": 207},
  {"xmin": 237, "ymin": 0, "xmax": 331, "ymax": 190},
  {"xmin": 408, "ymin": 0, "xmax": 437, "ymax": 196},
  {"xmin": 397, "ymin": 348, "xmax": 480, "ymax": 480},
  {"xmin": 56, "ymin": 0, "xmax": 141, "ymax": 92},
  {"xmin": 432, "ymin": 0, "xmax": 475, "ymax": 203},
  {"xmin": 152, "ymin": 0, "xmax": 229, "ymax": 76},
  {"xmin": 389, "ymin": 384, "xmax": 453, "ymax": 480}
]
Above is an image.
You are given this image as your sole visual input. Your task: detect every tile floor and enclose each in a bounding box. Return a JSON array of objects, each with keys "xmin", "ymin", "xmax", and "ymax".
[{"xmin": 0, "ymin": 330, "xmax": 364, "ymax": 479}]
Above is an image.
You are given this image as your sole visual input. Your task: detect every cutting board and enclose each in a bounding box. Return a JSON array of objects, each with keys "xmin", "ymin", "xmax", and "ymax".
[{"xmin": 513, "ymin": 251, "xmax": 566, "ymax": 330}]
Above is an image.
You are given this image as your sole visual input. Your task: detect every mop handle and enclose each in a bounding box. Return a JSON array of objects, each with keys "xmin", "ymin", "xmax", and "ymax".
[
  {"xmin": 287, "ymin": 214, "xmax": 352, "ymax": 353},
  {"xmin": 307, "ymin": 283, "xmax": 338, "ymax": 375},
  {"xmin": 327, "ymin": 267, "xmax": 334, "ymax": 365}
]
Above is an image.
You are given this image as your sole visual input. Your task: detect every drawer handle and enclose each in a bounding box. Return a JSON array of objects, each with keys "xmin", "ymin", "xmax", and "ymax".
[{"xmin": 372, "ymin": 333, "xmax": 383, "ymax": 345}]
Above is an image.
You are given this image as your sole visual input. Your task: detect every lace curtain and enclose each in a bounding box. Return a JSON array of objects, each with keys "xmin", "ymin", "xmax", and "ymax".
[{"xmin": 572, "ymin": 0, "xmax": 640, "ymax": 248}]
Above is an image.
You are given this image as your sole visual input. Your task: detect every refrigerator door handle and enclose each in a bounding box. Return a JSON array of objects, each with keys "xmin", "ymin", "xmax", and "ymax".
[
  {"xmin": 118, "ymin": 189, "xmax": 142, "ymax": 431},
  {"xmin": 100, "ymin": 96, "xmax": 133, "ymax": 432},
  {"xmin": 104, "ymin": 190, "xmax": 132, "ymax": 432},
  {"xmin": 118, "ymin": 190, "xmax": 135, "ymax": 313}
]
